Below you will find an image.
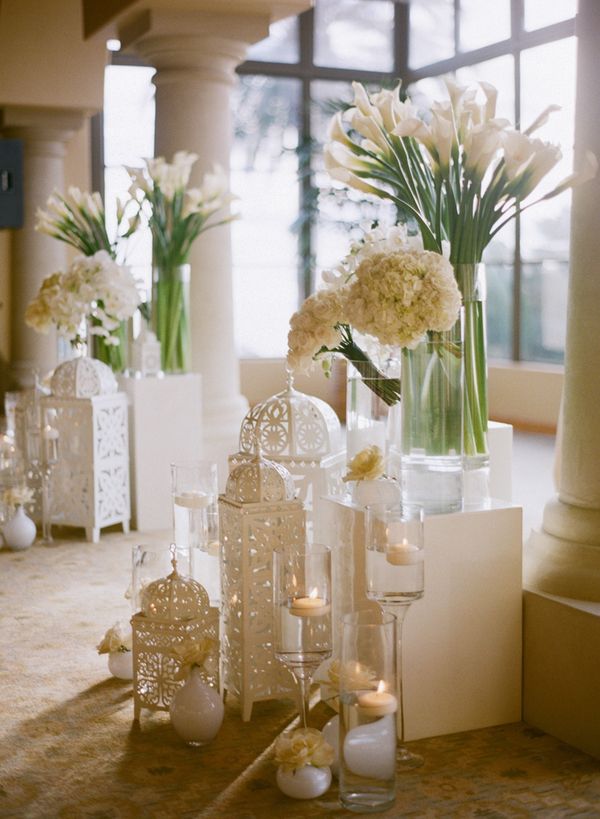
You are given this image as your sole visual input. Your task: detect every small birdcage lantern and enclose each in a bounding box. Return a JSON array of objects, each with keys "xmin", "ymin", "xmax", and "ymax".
[
  {"xmin": 131, "ymin": 328, "xmax": 161, "ymax": 376},
  {"xmin": 131, "ymin": 551, "xmax": 219, "ymax": 720},
  {"xmin": 229, "ymin": 375, "xmax": 345, "ymax": 540},
  {"xmin": 41, "ymin": 357, "xmax": 130, "ymax": 542},
  {"xmin": 220, "ymin": 452, "xmax": 305, "ymax": 721}
]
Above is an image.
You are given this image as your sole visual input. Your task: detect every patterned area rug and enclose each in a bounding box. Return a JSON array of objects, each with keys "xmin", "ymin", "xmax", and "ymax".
[{"xmin": 1, "ymin": 530, "xmax": 599, "ymax": 818}]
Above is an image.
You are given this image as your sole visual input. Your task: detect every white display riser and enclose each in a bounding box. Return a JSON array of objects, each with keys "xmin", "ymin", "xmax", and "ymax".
[
  {"xmin": 319, "ymin": 496, "xmax": 523, "ymax": 741},
  {"xmin": 488, "ymin": 420, "xmax": 513, "ymax": 503},
  {"xmin": 118, "ymin": 374, "xmax": 203, "ymax": 531}
]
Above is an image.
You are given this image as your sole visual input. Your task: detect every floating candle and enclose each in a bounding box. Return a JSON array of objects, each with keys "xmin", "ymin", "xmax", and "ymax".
[
  {"xmin": 356, "ymin": 681, "xmax": 397, "ymax": 717},
  {"xmin": 289, "ymin": 588, "xmax": 330, "ymax": 617},
  {"xmin": 386, "ymin": 539, "xmax": 423, "ymax": 566},
  {"xmin": 174, "ymin": 491, "xmax": 212, "ymax": 509}
]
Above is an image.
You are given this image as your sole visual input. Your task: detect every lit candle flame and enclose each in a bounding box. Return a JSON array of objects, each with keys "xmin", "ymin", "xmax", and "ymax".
[
  {"xmin": 376, "ymin": 680, "xmax": 386, "ymax": 694},
  {"xmin": 309, "ymin": 587, "xmax": 318, "ymax": 600}
]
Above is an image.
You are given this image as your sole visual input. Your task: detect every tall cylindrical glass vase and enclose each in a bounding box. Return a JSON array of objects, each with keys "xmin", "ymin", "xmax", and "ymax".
[
  {"xmin": 400, "ymin": 318, "xmax": 464, "ymax": 514},
  {"xmin": 152, "ymin": 263, "xmax": 191, "ymax": 374},
  {"xmin": 455, "ymin": 263, "xmax": 490, "ymax": 505}
]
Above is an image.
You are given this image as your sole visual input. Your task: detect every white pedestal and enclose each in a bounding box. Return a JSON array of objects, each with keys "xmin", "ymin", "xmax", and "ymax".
[
  {"xmin": 119, "ymin": 374, "xmax": 203, "ymax": 531},
  {"xmin": 320, "ymin": 497, "xmax": 523, "ymax": 740},
  {"xmin": 488, "ymin": 420, "xmax": 513, "ymax": 503}
]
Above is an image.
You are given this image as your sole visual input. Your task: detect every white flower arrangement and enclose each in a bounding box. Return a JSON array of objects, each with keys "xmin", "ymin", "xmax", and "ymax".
[
  {"xmin": 25, "ymin": 250, "xmax": 140, "ymax": 347},
  {"xmin": 2, "ymin": 485, "xmax": 35, "ymax": 513},
  {"xmin": 171, "ymin": 636, "xmax": 218, "ymax": 681},
  {"xmin": 97, "ymin": 621, "xmax": 132, "ymax": 654},
  {"xmin": 287, "ymin": 225, "xmax": 460, "ymax": 405},
  {"xmin": 274, "ymin": 728, "xmax": 335, "ymax": 772},
  {"xmin": 343, "ymin": 446, "xmax": 385, "ymax": 483}
]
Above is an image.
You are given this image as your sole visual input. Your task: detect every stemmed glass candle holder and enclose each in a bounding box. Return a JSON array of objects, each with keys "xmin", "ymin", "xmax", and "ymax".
[
  {"xmin": 339, "ymin": 610, "xmax": 397, "ymax": 813},
  {"xmin": 365, "ymin": 502, "xmax": 425, "ymax": 769},
  {"xmin": 273, "ymin": 544, "xmax": 332, "ymax": 728},
  {"xmin": 171, "ymin": 461, "xmax": 220, "ymax": 606},
  {"xmin": 25, "ymin": 392, "xmax": 60, "ymax": 545}
]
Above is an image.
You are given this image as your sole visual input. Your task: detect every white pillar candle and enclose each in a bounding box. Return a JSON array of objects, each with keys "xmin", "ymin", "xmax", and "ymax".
[
  {"xmin": 174, "ymin": 491, "xmax": 213, "ymax": 509},
  {"xmin": 290, "ymin": 589, "xmax": 330, "ymax": 617}
]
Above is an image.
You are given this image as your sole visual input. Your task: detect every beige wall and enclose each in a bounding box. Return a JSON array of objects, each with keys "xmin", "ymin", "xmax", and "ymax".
[{"xmin": 0, "ymin": 0, "xmax": 106, "ymax": 111}]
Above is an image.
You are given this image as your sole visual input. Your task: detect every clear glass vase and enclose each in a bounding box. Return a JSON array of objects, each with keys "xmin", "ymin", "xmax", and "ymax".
[
  {"xmin": 455, "ymin": 263, "xmax": 490, "ymax": 505},
  {"xmin": 346, "ymin": 355, "xmax": 401, "ymax": 469},
  {"xmin": 400, "ymin": 320, "xmax": 464, "ymax": 514},
  {"xmin": 89, "ymin": 319, "xmax": 129, "ymax": 373},
  {"xmin": 152, "ymin": 263, "xmax": 191, "ymax": 374}
]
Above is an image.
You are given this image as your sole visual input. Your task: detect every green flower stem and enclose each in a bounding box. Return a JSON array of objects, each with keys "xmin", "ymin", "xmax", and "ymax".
[
  {"xmin": 335, "ymin": 331, "xmax": 401, "ymax": 407},
  {"xmin": 153, "ymin": 265, "xmax": 191, "ymax": 373}
]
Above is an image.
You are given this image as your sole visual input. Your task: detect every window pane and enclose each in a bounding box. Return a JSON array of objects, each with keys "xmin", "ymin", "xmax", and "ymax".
[
  {"xmin": 311, "ymin": 80, "xmax": 395, "ymax": 283},
  {"xmin": 247, "ymin": 16, "xmax": 299, "ymax": 63},
  {"xmin": 231, "ymin": 76, "xmax": 301, "ymax": 357},
  {"xmin": 456, "ymin": 55, "xmax": 515, "ymax": 121},
  {"xmin": 409, "ymin": 0, "xmax": 454, "ymax": 69},
  {"xmin": 459, "ymin": 0, "xmax": 511, "ymax": 52},
  {"xmin": 104, "ymin": 65, "xmax": 155, "ymax": 167},
  {"xmin": 484, "ymin": 225, "xmax": 515, "ymax": 361},
  {"xmin": 314, "ymin": 0, "xmax": 394, "ymax": 72},
  {"xmin": 103, "ymin": 65, "xmax": 155, "ymax": 298},
  {"xmin": 524, "ymin": 0, "xmax": 577, "ymax": 31},
  {"xmin": 519, "ymin": 37, "xmax": 576, "ymax": 363}
]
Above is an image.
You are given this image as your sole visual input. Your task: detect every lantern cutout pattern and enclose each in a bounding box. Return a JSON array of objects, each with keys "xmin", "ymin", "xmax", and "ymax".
[
  {"xmin": 132, "ymin": 555, "xmax": 219, "ymax": 720},
  {"xmin": 41, "ymin": 357, "xmax": 130, "ymax": 542},
  {"xmin": 230, "ymin": 376, "xmax": 345, "ymax": 539},
  {"xmin": 220, "ymin": 452, "xmax": 305, "ymax": 721}
]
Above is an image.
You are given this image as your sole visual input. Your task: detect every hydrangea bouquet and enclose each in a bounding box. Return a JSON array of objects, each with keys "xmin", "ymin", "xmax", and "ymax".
[
  {"xmin": 35, "ymin": 187, "xmax": 140, "ymax": 371},
  {"xmin": 324, "ymin": 80, "xmax": 597, "ymax": 458},
  {"xmin": 287, "ymin": 224, "xmax": 461, "ymax": 405},
  {"xmin": 127, "ymin": 152, "xmax": 237, "ymax": 373}
]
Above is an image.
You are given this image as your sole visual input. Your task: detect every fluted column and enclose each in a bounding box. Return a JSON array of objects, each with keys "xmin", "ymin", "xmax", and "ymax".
[
  {"xmin": 524, "ymin": 0, "xmax": 600, "ymax": 600},
  {"xmin": 129, "ymin": 23, "xmax": 254, "ymax": 466},
  {"xmin": 2, "ymin": 106, "xmax": 84, "ymax": 385}
]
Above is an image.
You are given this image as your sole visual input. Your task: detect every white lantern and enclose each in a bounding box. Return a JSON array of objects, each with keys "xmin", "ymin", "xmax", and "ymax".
[
  {"xmin": 220, "ymin": 453, "xmax": 304, "ymax": 721},
  {"xmin": 41, "ymin": 357, "xmax": 130, "ymax": 542},
  {"xmin": 131, "ymin": 328, "xmax": 161, "ymax": 376},
  {"xmin": 230, "ymin": 377, "xmax": 345, "ymax": 540},
  {"xmin": 131, "ymin": 556, "xmax": 219, "ymax": 720}
]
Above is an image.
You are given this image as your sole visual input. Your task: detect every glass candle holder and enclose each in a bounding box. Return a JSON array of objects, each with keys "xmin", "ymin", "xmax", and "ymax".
[
  {"xmin": 339, "ymin": 609, "xmax": 397, "ymax": 814},
  {"xmin": 273, "ymin": 543, "xmax": 332, "ymax": 727},
  {"xmin": 171, "ymin": 461, "xmax": 220, "ymax": 606}
]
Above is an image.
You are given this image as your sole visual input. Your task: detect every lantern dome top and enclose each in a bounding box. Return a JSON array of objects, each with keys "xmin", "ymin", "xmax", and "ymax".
[
  {"xmin": 141, "ymin": 557, "xmax": 210, "ymax": 621},
  {"xmin": 50, "ymin": 357, "xmax": 118, "ymax": 399},
  {"xmin": 239, "ymin": 378, "xmax": 341, "ymax": 460},
  {"xmin": 225, "ymin": 453, "xmax": 296, "ymax": 504}
]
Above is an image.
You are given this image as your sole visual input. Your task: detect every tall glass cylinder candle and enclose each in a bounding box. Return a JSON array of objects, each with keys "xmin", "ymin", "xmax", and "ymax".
[
  {"xmin": 171, "ymin": 461, "xmax": 220, "ymax": 606},
  {"xmin": 339, "ymin": 610, "xmax": 397, "ymax": 813}
]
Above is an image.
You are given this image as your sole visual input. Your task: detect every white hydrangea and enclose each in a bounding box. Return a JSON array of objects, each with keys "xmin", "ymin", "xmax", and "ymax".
[
  {"xmin": 287, "ymin": 288, "xmax": 348, "ymax": 372},
  {"xmin": 347, "ymin": 250, "xmax": 461, "ymax": 348},
  {"xmin": 25, "ymin": 250, "xmax": 140, "ymax": 345}
]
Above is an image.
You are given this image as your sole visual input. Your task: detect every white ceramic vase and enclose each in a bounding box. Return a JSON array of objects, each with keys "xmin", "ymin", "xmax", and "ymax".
[
  {"xmin": 2, "ymin": 506, "xmax": 36, "ymax": 550},
  {"xmin": 108, "ymin": 650, "xmax": 133, "ymax": 680},
  {"xmin": 276, "ymin": 765, "xmax": 332, "ymax": 800},
  {"xmin": 169, "ymin": 667, "xmax": 224, "ymax": 746}
]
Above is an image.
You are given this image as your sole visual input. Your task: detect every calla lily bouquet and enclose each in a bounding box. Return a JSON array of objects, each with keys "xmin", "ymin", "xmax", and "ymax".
[
  {"xmin": 325, "ymin": 80, "xmax": 597, "ymax": 456},
  {"xmin": 35, "ymin": 187, "xmax": 141, "ymax": 372},
  {"xmin": 126, "ymin": 151, "xmax": 237, "ymax": 373}
]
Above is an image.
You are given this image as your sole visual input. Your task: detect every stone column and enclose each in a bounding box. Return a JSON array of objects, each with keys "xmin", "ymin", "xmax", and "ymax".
[
  {"xmin": 125, "ymin": 17, "xmax": 265, "ymax": 470},
  {"xmin": 2, "ymin": 106, "xmax": 84, "ymax": 385},
  {"xmin": 524, "ymin": 0, "xmax": 600, "ymax": 601}
]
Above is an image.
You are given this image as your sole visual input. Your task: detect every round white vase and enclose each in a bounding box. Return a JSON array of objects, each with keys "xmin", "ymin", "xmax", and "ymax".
[
  {"xmin": 108, "ymin": 650, "xmax": 133, "ymax": 680},
  {"xmin": 169, "ymin": 667, "xmax": 224, "ymax": 746},
  {"xmin": 276, "ymin": 765, "xmax": 332, "ymax": 800},
  {"xmin": 2, "ymin": 506, "xmax": 36, "ymax": 550}
]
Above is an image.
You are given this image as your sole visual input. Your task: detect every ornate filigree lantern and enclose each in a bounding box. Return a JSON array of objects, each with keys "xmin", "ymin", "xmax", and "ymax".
[
  {"xmin": 220, "ymin": 453, "xmax": 305, "ymax": 721},
  {"xmin": 229, "ymin": 376, "xmax": 345, "ymax": 539},
  {"xmin": 131, "ymin": 554, "xmax": 219, "ymax": 720},
  {"xmin": 41, "ymin": 357, "xmax": 130, "ymax": 542}
]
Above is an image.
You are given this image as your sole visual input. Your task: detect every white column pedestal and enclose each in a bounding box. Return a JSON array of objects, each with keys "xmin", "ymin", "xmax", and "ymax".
[{"xmin": 119, "ymin": 374, "xmax": 203, "ymax": 531}]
